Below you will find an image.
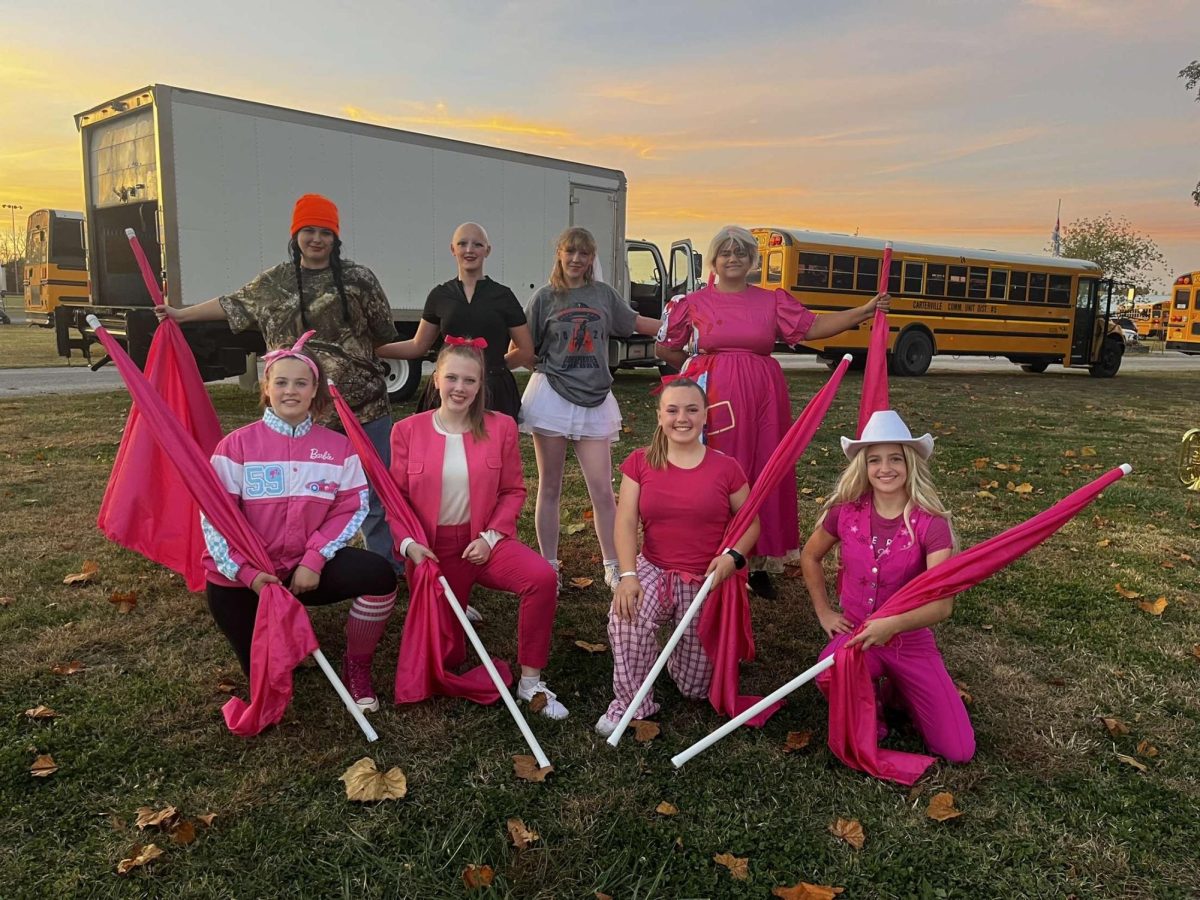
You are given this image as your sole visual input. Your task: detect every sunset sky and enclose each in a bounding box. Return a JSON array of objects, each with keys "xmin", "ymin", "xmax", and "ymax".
[{"xmin": 2, "ymin": 0, "xmax": 1197, "ymax": 282}]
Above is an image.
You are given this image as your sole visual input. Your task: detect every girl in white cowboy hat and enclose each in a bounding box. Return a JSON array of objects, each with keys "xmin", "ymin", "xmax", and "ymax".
[{"xmin": 799, "ymin": 409, "xmax": 975, "ymax": 763}]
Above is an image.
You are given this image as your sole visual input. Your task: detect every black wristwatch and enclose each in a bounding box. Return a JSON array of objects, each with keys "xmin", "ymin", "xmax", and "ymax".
[{"xmin": 725, "ymin": 548, "xmax": 747, "ymax": 570}]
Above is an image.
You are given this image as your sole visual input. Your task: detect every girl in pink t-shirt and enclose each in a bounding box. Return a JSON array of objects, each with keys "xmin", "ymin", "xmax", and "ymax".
[
  {"xmin": 800, "ymin": 410, "xmax": 974, "ymax": 763},
  {"xmin": 595, "ymin": 379, "xmax": 759, "ymax": 736}
]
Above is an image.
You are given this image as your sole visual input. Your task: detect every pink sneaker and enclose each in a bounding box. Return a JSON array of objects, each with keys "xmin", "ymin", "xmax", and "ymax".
[{"xmin": 342, "ymin": 654, "xmax": 379, "ymax": 713}]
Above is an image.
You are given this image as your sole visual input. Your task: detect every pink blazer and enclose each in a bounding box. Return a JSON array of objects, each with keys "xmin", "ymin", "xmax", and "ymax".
[{"xmin": 389, "ymin": 410, "xmax": 526, "ymax": 544}]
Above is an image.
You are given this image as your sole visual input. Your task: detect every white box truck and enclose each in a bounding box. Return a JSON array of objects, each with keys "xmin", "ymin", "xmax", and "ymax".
[{"xmin": 57, "ymin": 85, "xmax": 698, "ymax": 397}]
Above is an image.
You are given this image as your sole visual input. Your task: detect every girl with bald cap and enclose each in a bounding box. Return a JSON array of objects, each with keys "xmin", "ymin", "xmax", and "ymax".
[
  {"xmin": 155, "ymin": 194, "xmax": 401, "ymax": 572},
  {"xmin": 377, "ymin": 222, "xmax": 534, "ymax": 421}
]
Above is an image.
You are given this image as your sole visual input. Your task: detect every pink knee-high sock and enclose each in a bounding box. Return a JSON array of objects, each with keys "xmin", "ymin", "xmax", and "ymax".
[{"xmin": 345, "ymin": 591, "xmax": 396, "ymax": 658}]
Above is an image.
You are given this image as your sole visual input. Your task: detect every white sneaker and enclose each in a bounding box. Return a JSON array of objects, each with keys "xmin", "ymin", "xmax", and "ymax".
[
  {"xmin": 549, "ymin": 559, "xmax": 562, "ymax": 593},
  {"xmin": 595, "ymin": 714, "xmax": 618, "ymax": 738},
  {"xmin": 517, "ymin": 679, "xmax": 569, "ymax": 720},
  {"xmin": 465, "ymin": 605, "xmax": 483, "ymax": 624}
]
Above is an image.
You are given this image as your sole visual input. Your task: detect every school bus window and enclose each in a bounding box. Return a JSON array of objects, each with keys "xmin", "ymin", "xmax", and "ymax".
[
  {"xmin": 1175, "ymin": 288, "xmax": 1189, "ymax": 309},
  {"xmin": 1010, "ymin": 271, "xmax": 1028, "ymax": 302},
  {"xmin": 1028, "ymin": 272, "xmax": 1047, "ymax": 303},
  {"xmin": 831, "ymin": 255, "xmax": 855, "ymax": 290},
  {"xmin": 798, "ymin": 252, "xmax": 830, "ymax": 288},
  {"xmin": 1076, "ymin": 279, "xmax": 1094, "ymax": 309},
  {"xmin": 887, "ymin": 265, "xmax": 901, "ymax": 296},
  {"xmin": 52, "ymin": 218, "xmax": 85, "ymax": 267},
  {"xmin": 926, "ymin": 263, "xmax": 947, "ymax": 296},
  {"xmin": 855, "ymin": 257, "xmax": 878, "ymax": 292},
  {"xmin": 947, "ymin": 265, "xmax": 967, "ymax": 298},
  {"xmin": 28, "ymin": 229, "xmax": 48, "ymax": 266},
  {"xmin": 968, "ymin": 267, "xmax": 988, "ymax": 300},
  {"xmin": 903, "ymin": 262, "xmax": 924, "ymax": 294},
  {"xmin": 1048, "ymin": 274, "xmax": 1071, "ymax": 306},
  {"xmin": 766, "ymin": 251, "xmax": 783, "ymax": 284},
  {"xmin": 989, "ymin": 270, "xmax": 1008, "ymax": 300}
]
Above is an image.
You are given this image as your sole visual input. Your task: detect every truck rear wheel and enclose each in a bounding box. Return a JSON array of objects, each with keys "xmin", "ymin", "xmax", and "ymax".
[{"xmin": 383, "ymin": 358, "xmax": 422, "ymax": 402}]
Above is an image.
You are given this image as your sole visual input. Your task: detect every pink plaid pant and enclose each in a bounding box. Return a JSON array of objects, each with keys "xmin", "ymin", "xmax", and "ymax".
[{"xmin": 603, "ymin": 555, "xmax": 713, "ymax": 723}]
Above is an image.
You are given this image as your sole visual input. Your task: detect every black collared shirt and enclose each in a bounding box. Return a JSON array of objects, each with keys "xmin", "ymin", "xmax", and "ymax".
[{"xmin": 422, "ymin": 277, "xmax": 526, "ymax": 370}]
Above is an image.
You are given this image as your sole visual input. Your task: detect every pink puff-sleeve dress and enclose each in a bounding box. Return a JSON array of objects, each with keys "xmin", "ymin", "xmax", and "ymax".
[{"xmin": 659, "ymin": 285, "xmax": 815, "ymax": 558}]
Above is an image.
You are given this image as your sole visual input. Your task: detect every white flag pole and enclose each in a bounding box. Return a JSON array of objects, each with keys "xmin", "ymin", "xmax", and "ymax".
[
  {"xmin": 606, "ymin": 571, "xmax": 716, "ymax": 747},
  {"xmin": 439, "ymin": 576, "xmax": 552, "ymax": 769},
  {"xmin": 671, "ymin": 654, "xmax": 836, "ymax": 769},
  {"xmin": 311, "ymin": 649, "xmax": 379, "ymax": 742}
]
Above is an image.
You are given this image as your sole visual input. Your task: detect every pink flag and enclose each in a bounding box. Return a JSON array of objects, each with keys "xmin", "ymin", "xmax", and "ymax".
[
  {"xmin": 825, "ymin": 464, "xmax": 1131, "ymax": 784},
  {"xmin": 697, "ymin": 356, "xmax": 851, "ymax": 724},
  {"xmin": 328, "ymin": 385, "xmax": 510, "ymax": 704},
  {"xmin": 97, "ymin": 318, "xmax": 222, "ymax": 591},
  {"xmin": 90, "ymin": 321, "xmax": 318, "ymax": 736},
  {"xmin": 856, "ymin": 242, "xmax": 892, "ymax": 437}
]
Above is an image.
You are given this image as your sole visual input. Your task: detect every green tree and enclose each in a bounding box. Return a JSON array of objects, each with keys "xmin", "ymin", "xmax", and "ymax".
[
  {"xmin": 1180, "ymin": 59, "xmax": 1200, "ymax": 204},
  {"xmin": 1055, "ymin": 213, "xmax": 1166, "ymax": 295}
]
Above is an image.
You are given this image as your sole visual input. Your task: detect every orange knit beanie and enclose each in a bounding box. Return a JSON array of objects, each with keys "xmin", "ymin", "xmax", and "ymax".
[{"xmin": 290, "ymin": 194, "xmax": 339, "ymax": 236}]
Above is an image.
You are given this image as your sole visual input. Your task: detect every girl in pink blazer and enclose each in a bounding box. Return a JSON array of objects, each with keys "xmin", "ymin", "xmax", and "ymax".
[{"xmin": 389, "ymin": 340, "xmax": 567, "ymax": 718}]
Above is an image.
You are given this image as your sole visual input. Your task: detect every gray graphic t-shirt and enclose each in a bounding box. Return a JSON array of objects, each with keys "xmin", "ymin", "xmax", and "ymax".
[{"xmin": 525, "ymin": 281, "xmax": 638, "ymax": 408}]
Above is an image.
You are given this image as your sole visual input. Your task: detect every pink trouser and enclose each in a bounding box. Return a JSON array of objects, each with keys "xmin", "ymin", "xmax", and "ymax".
[
  {"xmin": 433, "ymin": 523, "xmax": 558, "ymax": 670},
  {"xmin": 817, "ymin": 627, "xmax": 975, "ymax": 764},
  {"xmin": 603, "ymin": 555, "xmax": 712, "ymax": 723}
]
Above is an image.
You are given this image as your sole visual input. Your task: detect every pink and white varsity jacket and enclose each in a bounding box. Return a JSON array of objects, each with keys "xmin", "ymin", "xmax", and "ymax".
[{"xmin": 201, "ymin": 408, "xmax": 369, "ymax": 588}]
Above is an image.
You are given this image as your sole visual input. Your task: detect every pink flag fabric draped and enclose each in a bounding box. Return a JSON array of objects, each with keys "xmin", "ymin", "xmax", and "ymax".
[
  {"xmin": 91, "ymin": 321, "xmax": 319, "ymax": 736},
  {"xmin": 96, "ymin": 318, "xmax": 222, "ymax": 591},
  {"xmin": 697, "ymin": 356, "xmax": 851, "ymax": 724},
  {"xmin": 328, "ymin": 386, "xmax": 510, "ymax": 704},
  {"xmin": 856, "ymin": 242, "xmax": 892, "ymax": 437},
  {"xmin": 826, "ymin": 464, "xmax": 1131, "ymax": 784}
]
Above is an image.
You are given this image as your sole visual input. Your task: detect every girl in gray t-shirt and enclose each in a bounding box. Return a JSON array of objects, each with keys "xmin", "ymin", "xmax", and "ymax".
[{"xmin": 520, "ymin": 227, "xmax": 660, "ymax": 591}]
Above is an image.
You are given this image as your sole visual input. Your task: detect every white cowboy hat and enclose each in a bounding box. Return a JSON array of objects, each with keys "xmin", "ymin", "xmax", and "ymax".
[{"xmin": 840, "ymin": 410, "xmax": 935, "ymax": 460}]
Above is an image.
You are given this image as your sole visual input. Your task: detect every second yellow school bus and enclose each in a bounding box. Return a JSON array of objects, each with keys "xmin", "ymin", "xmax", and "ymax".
[
  {"xmin": 23, "ymin": 209, "xmax": 88, "ymax": 327},
  {"xmin": 750, "ymin": 228, "xmax": 1124, "ymax": 377},
  {"xmin": 1166, "ymin": 272, "xmax": 1200, "ymax": 355}
]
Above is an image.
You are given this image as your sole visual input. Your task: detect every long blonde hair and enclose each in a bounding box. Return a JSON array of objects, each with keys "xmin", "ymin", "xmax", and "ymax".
[
  {"xmin": 549, "ymin": 227, "xmax": 597, "ymax": 295},
  {"xmin": 645, "ymin": 379, "xmax": 707, "ymax": 469},
  {"xmin": 816, "ymin": 444, "xmax": 956, "ymax": 548},
  {"xmin": 433, "ymin": 343, "xmax": 489, "ymax": 440}
]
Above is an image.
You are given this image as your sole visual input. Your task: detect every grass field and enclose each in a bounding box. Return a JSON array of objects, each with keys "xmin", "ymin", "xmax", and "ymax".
[
  {"xmin": 1, "ymin": 365, "xmax": 1197, "ymax": 898},
  {"xmin": 0, "ymin": 316, "xmax": 69, "ymax": 368}
]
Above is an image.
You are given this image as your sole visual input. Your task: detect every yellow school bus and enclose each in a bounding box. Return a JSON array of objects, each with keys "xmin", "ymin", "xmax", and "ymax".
[
  {"xmin": 1165, "ymin": 272, "xmax": 1200, "ymax": 355},
  {"xmin": 750, "ymin": 228, "xmax": 1124, "ymax": 377},
  {"xmin": 23, "ymin": 209, "xmax": 88, "ymax": 326},
  {"xmin": 1129, "ymin": 298, "xmax": 1172, "ymax": 340}
]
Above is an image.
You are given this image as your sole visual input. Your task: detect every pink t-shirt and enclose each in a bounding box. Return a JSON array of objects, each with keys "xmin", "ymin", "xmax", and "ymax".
[{"xmin": 620, "ymin": 447, "xmax": 748, "ymax": 574}]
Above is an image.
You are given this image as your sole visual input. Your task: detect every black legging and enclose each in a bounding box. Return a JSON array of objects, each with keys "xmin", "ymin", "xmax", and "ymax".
[{"xmin": 206, "ymin": 547, "xmax": 396, "ymax": 675}]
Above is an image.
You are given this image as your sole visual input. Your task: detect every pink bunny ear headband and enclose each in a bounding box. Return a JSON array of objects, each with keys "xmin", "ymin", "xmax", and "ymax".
[{"xmin": 262, "ymin": 330, "xmax": 319, "ymax": 379}]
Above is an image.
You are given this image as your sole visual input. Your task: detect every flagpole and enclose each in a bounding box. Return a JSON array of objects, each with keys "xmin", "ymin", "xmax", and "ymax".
[
  {"xmin": 311, "ymin": 649, "xmax": 379, "ymax": 742},
  {"xmin": 438, "ymin": 576, "xmax": 552, "ymax": 769}
]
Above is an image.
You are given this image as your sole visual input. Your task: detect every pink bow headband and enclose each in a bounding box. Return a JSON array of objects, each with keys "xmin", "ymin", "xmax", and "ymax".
[
  {"xmin": 262, "ymin": 330, "xmax": 319, "ymax": 379},
  {"xmin": 445, "ymin": 335, "xmax": 488, "ymax": 350}
]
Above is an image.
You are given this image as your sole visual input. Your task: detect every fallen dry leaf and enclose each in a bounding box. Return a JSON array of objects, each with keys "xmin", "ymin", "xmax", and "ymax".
[
  {"xmin": 1116, "ymin": 752, "xmax": 1148, "ymax": 773},
  {"xmin": 926, "ymin": 791, "xmax": 962, "ymax": 822},
  {"xmin": 462, "ymin": 864, "xmax": 495, "ymax": 889},
  {"xmin": 196, "ymin": 813, "xmax": 217, "ymax": 827},
  {"xmin": 655, "ymin": 801, "xmax": 679, "ymax": 816},
  {"xmin": 563, "ymin": 523, "xmax": 587, "ymax": 535},
  {"xmin": 782, "ymin": 730, "xmax": 812, "ymax": 753},
  {"xmin": 528, "ymin": 691, "xmax": 548, "ymax": 714},
  {"xmin": 1081, "ymin": 446, "xmax": 1097, "ymax": 457},
  {"xmin": 829, "ymin": 817, "xmax": 865, "ymax": 849},
  {"xmin": 1192, "ymin": 644, "xmax": 1200, "ymax": 662},
  {"xmin": 116, "ymin": 843, "xmax": 163, "ymax": 876},
  {"xmin": 595, "ymin": 893, "xmax": 613, "ymax": 900},
  {"xmin": 993, "ymin": 462, "xmax": 1011, "ymax": 471},
  {"xmin": 800, "ymin": 487, "xmax": 814, "ymax": 495},
  {"xmin": 583, "ymin": 509, "xmax": 594, "ymax": 520},
  {"xmin": 51, "ymin": 660, "xmax": 86, "ymax": 676},
  {"xmin": 506, "ymin": 817, "xmax": 540, "ymax": 849},
  {"xmin": 512, "ymin": 755, "xmax": 553, "ymax": 783},
  {"xmin": 215, "ymin": 680, "xmax": 238, "ymax": 694},
  {"xmin": 1138, "ymin": 597, "xmax": 1168, "ymax": 616},
  {"xmin": 975, "ymin": 490, "xmax": 996, "ymax": 499},
  {"xmin": 107, "ymin": 590, "xmax": 138, "ymax": 614},
  {"xmin": 1137, "ymin": 739, "xmax": 1159, "ymax": 758},
  {"xmin": 1096, "ymin": 538, "xmax": 1112, "ymax": 548},
  {"xmin": 135, "ymin": 806, "xmax": 179, "ymax": 829},
  {"xmin": 772, "ymin": 883, "xmax": 845, "ymax": 900},
  {"xmin": 570, "ymin": 577, "xmax": 594, "ymax": 589},
  {"xmin": 1063, "ymin": 449, "xmax": 1078, "ymax": 458},
  {"xmin": 1006, "ymin": 481, "xmax": 1034, "ymax": 494},
  {"xmin": 574, "ymin": 640, "xmax": 608, "ymax": 654},
  {"xmin": 973, "ymin": 457, "xmax": 990, "ymax": 469},
  {"xmin": 1099, "ymin": 716, "xmax": 1129, "ymax": 737},
  {"xmin": 955, "ymin": 681, "xmax": 974, "ymax": 705},
  {"xmin": 169, "ymin": 820, "xmax": 196, "ymax": 846},
  {"xmin": 631, "ymin": 720, "xmax": 660, "ymax": 743},
  {"xmin": 0, "ymin": 596, "xmax": 13, "ymax": 607},
  {"xmin": 30, "ymin": 754, "xmax": 58, "ymax": 778},
  {"xmin": 339, "ymin": 757, "xmax": 407, "ymax": 802},
  {"xmin": 1114, "ymin": 583, "xmax": 1141, "ymax": 600},
  {"xmin": 25, "ymin": 705, "xmax": 58, "ymax": 719},
  {"xmin": 63, "ymin": 560, "xmax": 100, "ymax": 586},
  {"xmin": 713, "ymin": 852, "xmax": 749, "ymax": 880}
]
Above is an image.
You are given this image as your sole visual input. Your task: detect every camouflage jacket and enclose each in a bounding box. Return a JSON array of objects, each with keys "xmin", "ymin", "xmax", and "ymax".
[{"xmin": 218, "ymin": 260, "xmax": 398, "ymax": 425}]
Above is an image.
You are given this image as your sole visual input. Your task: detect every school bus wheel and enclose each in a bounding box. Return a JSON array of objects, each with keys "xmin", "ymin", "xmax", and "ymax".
[
  {"xmin": 889, "ymin": 328, "xmax": 934, "ymax": 377},
  {"xmin": 1088, "ymin": 335, "xmax": 1124, "ymax": 379},
  {"xmin": 1020, "ymin": 361, "xmax": 1050, "ymax": 374}
]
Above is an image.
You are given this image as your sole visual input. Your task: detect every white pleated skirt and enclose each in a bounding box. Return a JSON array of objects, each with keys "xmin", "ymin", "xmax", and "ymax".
[{"xmin": 519, "ymin": 373, "xmax": 622, "ymax": 442}]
